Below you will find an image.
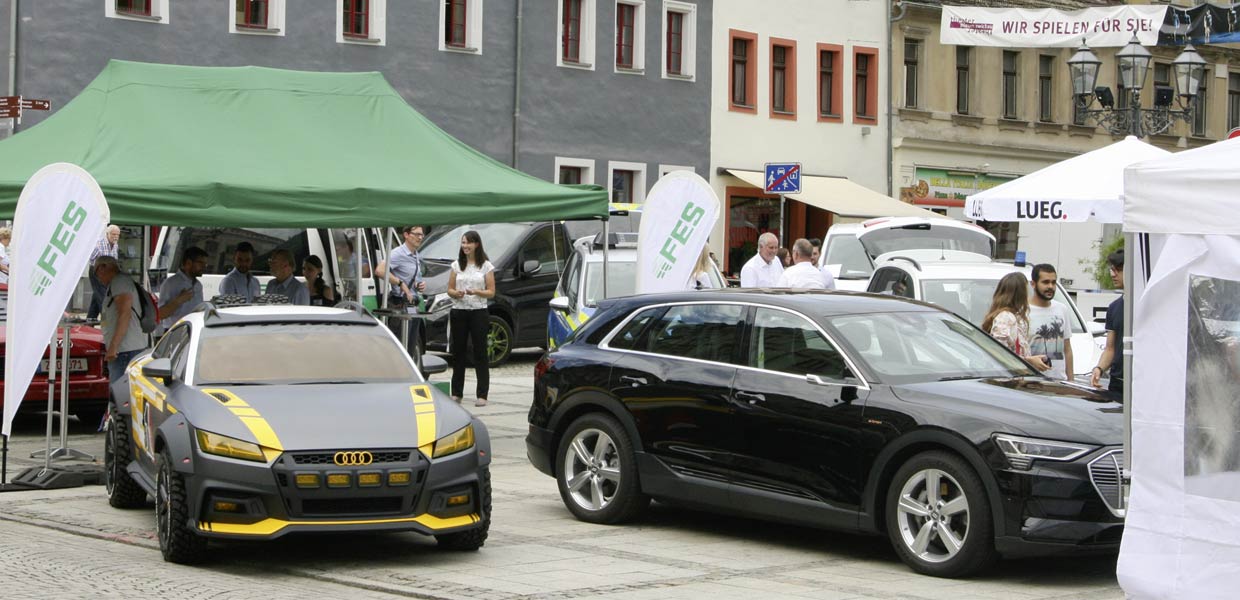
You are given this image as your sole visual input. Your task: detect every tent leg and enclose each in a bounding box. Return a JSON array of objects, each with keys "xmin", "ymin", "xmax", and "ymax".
[
  {"xmin": 1123, "ymin": 232, "xmax": 1135, "ymax": 479},
  {"xmin": 602, "ymin": 220, "xmax": 609, "ymax": 299}
]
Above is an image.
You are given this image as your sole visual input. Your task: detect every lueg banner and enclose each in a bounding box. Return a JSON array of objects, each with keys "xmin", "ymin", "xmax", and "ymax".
[
  {"xmin": 635, "ymin": 171, "xmax": 720, "ymax": 295},
  {"xmin": 2, "ymin": 163, "xmax": 109, "ymax": 437},
  {"xmin": 941, "ymin": 5, "xmax": 1167, "ymax": 47}
]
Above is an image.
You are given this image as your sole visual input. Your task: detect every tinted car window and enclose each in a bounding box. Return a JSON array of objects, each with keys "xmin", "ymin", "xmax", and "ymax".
[
  {"xmin": 563, "ymin": 252, "xmax": 582, "ymax": 308},
  {"xmin": 824, "ymin": 234, "xmax": 872, "ymax": 278},
  {"xmin": 195, "ymin": 324, "xmax": 417, "ymax": 385},
  {"xmin": 828, "ymin": 311, "xmax": 1035, "ymax": 384},
  {"xmin": 641, "ymin": 304, "xmax": 745, "ymax": 365},
  {"xmin": 749, "ymin": 308, "xmax": 848, "ymax": 379},
  {"xmin": 153, "ymin": 325, "xmax": 189, "ymax": 360},
  {"xmin": 607, "ymin": 306, "xmax": 665, "ymax": 350},
  {"xmin": 523, "ymin": 225, "xmax": 567, "ymax": 274}
]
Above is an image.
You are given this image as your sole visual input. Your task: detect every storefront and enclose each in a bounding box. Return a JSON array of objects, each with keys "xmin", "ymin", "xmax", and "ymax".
[{"xmin": 901, "ymin": 166, "xmax": 1020, "ymax": 259}]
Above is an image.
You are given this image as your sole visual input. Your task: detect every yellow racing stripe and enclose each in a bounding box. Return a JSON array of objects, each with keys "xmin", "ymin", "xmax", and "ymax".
[
  {"xmin": 410, "ymin": 385, "xmax": 437, "ymax": 451},
  {"xmin": 201, "ymin": 388, "xmax": 283, "ymax": 455},
  {"xmin": 198, "ymin": 512, "xmax": 480, "ymax": 536}
]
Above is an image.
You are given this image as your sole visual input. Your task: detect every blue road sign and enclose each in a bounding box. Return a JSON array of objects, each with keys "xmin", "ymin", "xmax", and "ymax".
[{"xmin": 764, "ymin": 163, "xmax": 801, "ymax": 194}]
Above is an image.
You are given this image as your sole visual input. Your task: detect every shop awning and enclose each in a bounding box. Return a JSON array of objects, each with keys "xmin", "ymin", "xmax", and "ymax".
[{"xmin": 725, "ymin": 169, "xmax": 945, "ymax": 220}]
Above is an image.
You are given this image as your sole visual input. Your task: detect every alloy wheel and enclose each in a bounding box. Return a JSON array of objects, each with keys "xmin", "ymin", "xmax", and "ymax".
[
  {"xmin": 894, "ymin": 468, "xmax": 971, "ymax": 564},
  {"xmin": 156, "ymin": 464, "xmax": 171, "ymax": 548},
  {"xmin": 562, "ymin": 428, "xmax": 622, "ymax": 512},
  {"xmin": 486, "ymin": 321, "xmax": 509, "ymax": 363}
]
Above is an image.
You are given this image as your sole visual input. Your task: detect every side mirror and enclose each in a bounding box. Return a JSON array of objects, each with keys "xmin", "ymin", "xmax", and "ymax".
[
  {"xmin": 522, "ymin": 259, "xmax": 542, "ymax": 277},
  {"xmin": 421, "ymin": 354, "xmax": 449, "ymax": 376},
  {"xmin": 142, "ymin": 357, "xmax": 174, "ymax": 383},
  {"xmin": 549, "ymin": 296, "xmax": 570, "ymax": 312}
]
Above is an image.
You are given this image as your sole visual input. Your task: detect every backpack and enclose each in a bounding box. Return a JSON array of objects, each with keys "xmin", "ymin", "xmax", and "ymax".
[{"xmin": 131, "ymin": 279, "xmax": 160, "ymax": 334}]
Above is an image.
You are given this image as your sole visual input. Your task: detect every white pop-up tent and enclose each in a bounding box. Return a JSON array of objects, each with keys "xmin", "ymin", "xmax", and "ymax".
[
  {"xmin": 1117, "ymin": 137, "xmax": 1240, "ymax": 599},
  {"xmin": 964, "ymin": 136, "xmax": 1169, "ymax": 223}
]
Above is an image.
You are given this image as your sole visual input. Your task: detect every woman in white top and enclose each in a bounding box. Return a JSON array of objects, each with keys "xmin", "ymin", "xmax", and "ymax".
[
  {"xmin": 687, "ymin": 245, "xmax": 716, "ymax": 290},
  {"xmin": 981, "ymin": 272, "xmax": 1050, "ymax": 372},
  {"xmin": 447, "ymin": 230, "xmax": 497, "ymax": 406}
]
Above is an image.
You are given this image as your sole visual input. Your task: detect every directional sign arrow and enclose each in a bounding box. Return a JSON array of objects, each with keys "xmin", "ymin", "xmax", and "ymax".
[{"xmin": 20, "ymin": 98, "xmax": 50, "ymax": 110}]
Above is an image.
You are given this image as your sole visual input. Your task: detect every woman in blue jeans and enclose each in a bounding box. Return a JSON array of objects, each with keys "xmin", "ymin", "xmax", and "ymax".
[{"xmin": 446, "ymin": 230, "xmax": 496, "ymax": 407}]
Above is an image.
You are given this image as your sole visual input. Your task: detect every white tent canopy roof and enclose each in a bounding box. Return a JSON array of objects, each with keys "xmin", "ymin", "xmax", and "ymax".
[
  {"xmin": 965, "ymin": 136, "xmax": 1170, "ymax": 223},
  {"xmin": 1123, "ymin": 136, "xmax": 1240, "ymax": 235}
]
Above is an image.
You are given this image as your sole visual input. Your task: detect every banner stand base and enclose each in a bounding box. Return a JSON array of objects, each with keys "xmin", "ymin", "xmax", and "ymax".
[{"xmin": 3, "ymin": 464, "xmax": 104, "ymax": 491}]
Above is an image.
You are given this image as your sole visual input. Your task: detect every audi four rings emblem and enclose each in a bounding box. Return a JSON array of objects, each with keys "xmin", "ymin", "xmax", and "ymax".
[{"xmin": 333, "ymin": 451, "xmax": 374, "ymax": 466}]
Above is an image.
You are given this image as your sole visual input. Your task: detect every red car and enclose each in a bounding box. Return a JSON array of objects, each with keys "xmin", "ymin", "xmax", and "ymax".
[{"xmin": 0, "ymin": 286, "xmax": 112, "ymax": 425}]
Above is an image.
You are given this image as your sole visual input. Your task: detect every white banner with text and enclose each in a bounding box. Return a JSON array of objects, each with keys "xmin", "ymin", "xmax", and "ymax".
[
  {"xmin": 940, "ymin": 5, "xmax": 1167, "ymax": 47},
  {"xmin": 635, "ymin": 171, "xmax": 719, "ymax": 295},
  {"xmin": 2, "ymin": 163, "xmax": 108, "ymax": 437}
]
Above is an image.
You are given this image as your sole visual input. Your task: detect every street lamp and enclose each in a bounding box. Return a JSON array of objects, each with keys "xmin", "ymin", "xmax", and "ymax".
[{"xmin": 1069, "ymin": 35, "xmax": 1206, "ymax": 137}]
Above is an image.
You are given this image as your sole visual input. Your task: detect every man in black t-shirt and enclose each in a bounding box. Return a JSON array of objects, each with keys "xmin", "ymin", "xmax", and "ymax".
[{"xmin": 1091, "ymin": 250, "xmax": 1125, "ymax": 396}]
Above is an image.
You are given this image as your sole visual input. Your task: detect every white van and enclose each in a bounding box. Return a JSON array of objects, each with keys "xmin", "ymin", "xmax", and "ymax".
[
  {"xmin": 817, "ymin": 217, "xmax": 996, "ymax": 291},
  {"xmin": 151, "ymin": 227, "xmax": 388, "ymax": 309}
]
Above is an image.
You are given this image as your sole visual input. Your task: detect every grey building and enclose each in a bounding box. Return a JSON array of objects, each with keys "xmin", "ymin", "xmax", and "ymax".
[{"xmin": 1, "ymin": 0, "xmax": 711, "ymax": 201}]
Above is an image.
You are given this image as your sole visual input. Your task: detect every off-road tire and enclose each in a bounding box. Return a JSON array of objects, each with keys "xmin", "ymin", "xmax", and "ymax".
[
  {"xmin": 555, "ymin": 413, "xmax": 649, "ymax": 524},
  {"xmin": 105, "ymin": 408, "xmax": 147, "ymax": 509},
  {"xmin": 435, "ymin": 467, "xmax": 491, "ymax": 551},
  {"xmin": 157, "ymin": 449, "xmax": 207, "ymax": 564},
  {"xmin": 885, "ymin": 451, "xmax": 997, "ymax": 578}
]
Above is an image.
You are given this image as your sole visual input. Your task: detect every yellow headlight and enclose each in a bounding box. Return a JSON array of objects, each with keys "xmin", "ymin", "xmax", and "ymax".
[
  {"xmin": 196, "ymin": 430, "xmax": 266, "ymax": 462},
  {"xmin": 432, "ymin": 424, "xmax": 475, "ymax": 458}
]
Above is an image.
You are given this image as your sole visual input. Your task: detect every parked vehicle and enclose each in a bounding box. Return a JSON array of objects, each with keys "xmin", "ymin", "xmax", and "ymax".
[
  {"xmin": 547, "ymin": 233, "xmax": 726, "ymax": 349},
  {"xmin": 0, "ymin": 287, "xmax": 111, "ymax": 425},
  {"xmin": 106, "ymin": 303, "xmax": 491, "ymax": 563},
  {"xmin": 818, "ymin": 217, "xmax": 996, "ymax": 291},
  {"xmin": 527, "ymin": 290, "xmax": 1124, "ymax": 577},
  {"xmin": 864, "ymin": 252, "xmax": 1104, "ymax": 380}
]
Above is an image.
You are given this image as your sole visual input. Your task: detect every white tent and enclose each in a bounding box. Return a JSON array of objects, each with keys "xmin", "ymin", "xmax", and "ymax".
[
  {"xmin": 1117, "ymin": 136, "xmax": 1240, "ymax": 599},
  {"xmin": 965, "ymin": 136, "xmax": 1169, "ymax": 223}
]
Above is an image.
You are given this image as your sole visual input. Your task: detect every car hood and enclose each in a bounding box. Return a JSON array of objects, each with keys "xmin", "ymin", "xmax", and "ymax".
[
  {"xmin": 188, "ymin": 382, "xmax": 473, "ymax": 451},
  {"xmin": 891, "ymin": 377, "xmax": 1123, "ymax": 445}
]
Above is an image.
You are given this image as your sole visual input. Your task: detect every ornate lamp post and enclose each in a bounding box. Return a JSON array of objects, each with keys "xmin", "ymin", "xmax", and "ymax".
[{"xmin": 1069, "ymin": 36, "xmax": 1207, "ymax": 137}]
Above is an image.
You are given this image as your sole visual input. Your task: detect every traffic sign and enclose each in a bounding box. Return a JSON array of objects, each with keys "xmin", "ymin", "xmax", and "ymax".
[
  {"xmin": 764, "ymin": 162, "xmax": 802, "ymax": 194},
  {"xmin": 20, "ymin": 98, "xmax": 49, "ymax": 110},
  {"xmin": 0, "ymin": 96, "xmax": 18, "ymax": 108},
  {"xmin": 0, "ymin": 106, "xmax": 19, "ymax": 119},
  {"xmin": 1229, "ymin": 127, "xmax": 1240, "ymax": 140}
]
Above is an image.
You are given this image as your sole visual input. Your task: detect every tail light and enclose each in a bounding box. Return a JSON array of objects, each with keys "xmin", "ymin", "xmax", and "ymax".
[{"xmin": 534, "ymin": 356, "xmax": 555, "ymax": 383}]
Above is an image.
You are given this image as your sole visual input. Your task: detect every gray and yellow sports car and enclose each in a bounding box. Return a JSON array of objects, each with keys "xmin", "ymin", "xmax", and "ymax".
[{"xmin": 104, "ymin": 303, "xmax": 490, "ymax": 564}]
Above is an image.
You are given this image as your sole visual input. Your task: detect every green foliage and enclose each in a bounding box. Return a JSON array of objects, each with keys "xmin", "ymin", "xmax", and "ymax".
[{"xmin": 1083, "ymin": 235, "xmax": 1125, "ymax": 289}]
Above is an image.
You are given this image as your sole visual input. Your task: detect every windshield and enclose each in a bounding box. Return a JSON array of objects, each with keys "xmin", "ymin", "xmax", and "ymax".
[
  {"xmin": 419, "ymin": 223, "xmax": 531, "ymax": 262},
  {"xmin": 823, "ymin": 234, "xmax": 873, "ymax": 279},
  {"xmin": 861, "ymin": 226, "xmax": 994, "ymax": 259},
  {"xmin": 920, "ymin": 278, "xmax": 1085, "ymax": 332},
  {"xmin": 195, "ymin": 324, "xmax": 418, "ymax": 385},
  {"xmin": 829, "ymin": 311, "xmax": 1036, "ymax": 384},
  {"xmin": 584, "ymin": 262, "xmax": 638, "ymax": 306}
]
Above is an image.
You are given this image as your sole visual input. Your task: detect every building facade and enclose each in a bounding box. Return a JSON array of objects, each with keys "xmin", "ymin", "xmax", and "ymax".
[
  {"xmin": 3, "ymin": 0, "xmax": 712, "ymax": 202},
  {"xmin": 892, "ymin": 0, "xmax": 1240, "ymax": 288},
  {"xmin": 708, "ymin": 0, "xmax": 891, "ymax": 276}
]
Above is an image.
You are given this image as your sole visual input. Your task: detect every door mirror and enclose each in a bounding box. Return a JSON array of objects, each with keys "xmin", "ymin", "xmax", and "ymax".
[
  {"xmin": 142, "ymin": 357, "xmax": 174, "ymax": 383},
  {"xmin": 522, "ymin": 259, "xmax": 542, "ymax": 277},
  {"xmin": 549, "ymin": 296, "xmax": 570, "ymax": 312},
  {"xmin": 421, "ymin": 354, "xmax": 449, "ymax": 376}
]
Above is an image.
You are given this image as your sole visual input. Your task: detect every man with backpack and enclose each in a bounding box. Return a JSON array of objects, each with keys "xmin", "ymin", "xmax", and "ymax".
[{"xmin": 94, "ymin": 256, "xmax": 149, "ymax": 383}]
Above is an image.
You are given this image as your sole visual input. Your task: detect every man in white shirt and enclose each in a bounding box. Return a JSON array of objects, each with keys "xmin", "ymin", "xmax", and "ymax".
[
  {"xmin": 1027, "ymin": 263, "xmax": 1075, "ymax": 381},
  {"xmin": 219, "ymin": 241, "xmax": 261, "ymax": 303},
  {"xmin": 740, "ymin": 232, "xmax": 784, "ymax": 288},
  {"xmin": 158, "ymin": 246, "xmax": 207, "ymax": 332},
  {"xmin": 809, "ymin": 237, "xmax": 838, "ymax": 290},
  {"xmin": 777, "ymin": 239, "xmax": 831, "ymax": 289}
]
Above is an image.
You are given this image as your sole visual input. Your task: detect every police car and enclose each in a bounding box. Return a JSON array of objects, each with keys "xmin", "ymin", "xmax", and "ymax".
[{"xmin": 104, "ymin": 303, "xmax": 491, "ymax": 563}]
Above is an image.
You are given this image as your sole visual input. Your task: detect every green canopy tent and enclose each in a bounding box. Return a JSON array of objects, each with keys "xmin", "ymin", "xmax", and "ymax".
[{"xmin": 0, "ymin": 60, "xmax": 608, "ymax": 226}]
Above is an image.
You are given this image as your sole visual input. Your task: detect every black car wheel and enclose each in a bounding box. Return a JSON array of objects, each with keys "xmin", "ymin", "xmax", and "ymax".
[
  {"xmin": 104, "ymin": 408, "xmax": 147, "ymax": 509},
  {"xmin": 555, "ymin": 413, "xmax": 648, "ymax": 524},
  {"xmin": 156, "ymin": 449, "xmax": 207, "ymax": 564},
  {"xmin": 485, "ymin": 315, "xmax": 512, "ymax": 367},
  {"xmin": 435, "ymin": 467, "xmax": 491, "ymax": 551},
  {"xmin": 886, "ymin": 451, "xmax": 996, "ymax": 578}
]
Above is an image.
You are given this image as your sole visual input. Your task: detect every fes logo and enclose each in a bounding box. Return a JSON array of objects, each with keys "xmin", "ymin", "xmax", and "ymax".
[
  {"xmin": 29, "ymin": 201, "xmax": 88, "ymax": 296},
  {"xmin": 655, "ymin": 202, "xmax": 706, "ymax": 279}
]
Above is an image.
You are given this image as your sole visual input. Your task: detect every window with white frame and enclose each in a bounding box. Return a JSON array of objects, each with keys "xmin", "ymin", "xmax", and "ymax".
[
  {"xmin": 559, "ymin": 0, "xmax": 597, "ymax": 69},
  {"xmin": 554, "ymin": 157, "xmax": 596, "ymax": 186},
  {"xmin": 106, "ymin": 0, "xmax": 170, "ymax": 23},
  {"xmin": 661, "ymin": 1, "xmax": 696, "ymax": 80},
  {"xmin": 439, "ymin": 0, "xmax": 484, "ymax": 54},
  {"xmin": 337, "ymin": 0, "xmax": 387, "ymax": 45},
  {"xmin": 608, "ymin": 161, "xmax": 647, "ymax": 203},
  {"xmin": 658, "ymin": 164, "xmax": 694, "ymax": 178},
  {"xmin": 615, "ymin": 1, "xmax": 646, "ymax": 73},
  {"xmin": 229, "ymin": 0, "xmax": 285, "ymax": 36}
]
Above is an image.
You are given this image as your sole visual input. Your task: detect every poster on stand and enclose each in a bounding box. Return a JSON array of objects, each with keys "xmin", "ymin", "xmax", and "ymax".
[
  {"xmin": 635, "ymin": 171, "xmax": 719, "ymax": 295},
  {"xmin": 940, "ymin": 5, "xmax": 1166, "ymax": 47}
]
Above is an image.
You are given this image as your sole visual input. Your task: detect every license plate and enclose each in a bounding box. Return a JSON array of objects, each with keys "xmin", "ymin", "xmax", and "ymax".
[{"xmin": 40, "ymin": 358, "xmax": 88, "ymax": 373}]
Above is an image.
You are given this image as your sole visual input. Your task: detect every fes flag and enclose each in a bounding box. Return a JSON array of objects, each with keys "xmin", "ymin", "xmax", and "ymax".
[
  {"xmin": 2, "ymin": 163, "xmax": 109, "ymax": 437},
  {"xmin": 635, "ymin": 171, "xmax": 720, "ymax": 295}
]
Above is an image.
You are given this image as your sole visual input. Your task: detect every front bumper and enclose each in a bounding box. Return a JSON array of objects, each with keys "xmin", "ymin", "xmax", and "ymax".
[
  {"xmin": 188, "ymin": 441, "xmax": 487, "ymax": 541},
  {"xmin": 991, "ymin": 446, "xmax": 1125, "ymax": 557}
]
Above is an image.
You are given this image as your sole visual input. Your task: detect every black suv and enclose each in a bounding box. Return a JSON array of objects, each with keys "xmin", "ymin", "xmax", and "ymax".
[{"xmin": 526, "ymin": 290, "xmax": 1124, "ymax": 577}]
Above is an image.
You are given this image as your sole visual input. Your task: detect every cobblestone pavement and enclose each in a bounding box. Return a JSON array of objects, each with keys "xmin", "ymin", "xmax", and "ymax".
[{"xmin": 0, "ymin": 349, "xmax": 1124, "ymax": 599}]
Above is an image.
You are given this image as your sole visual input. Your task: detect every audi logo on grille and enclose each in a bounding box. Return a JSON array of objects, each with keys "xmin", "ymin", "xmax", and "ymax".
[{"xmin": 333, "ymin": 451, "xmax": 374, "ymax": 466}]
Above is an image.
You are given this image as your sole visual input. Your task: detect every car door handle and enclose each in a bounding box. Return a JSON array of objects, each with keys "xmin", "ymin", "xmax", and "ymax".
[
  {"xmin": 736, "ymin": 391, "xmax": 765, "ymax": 404},
  {"xmin": 619, "ymin": 375, "xmax": 647, "ymax": 386}
]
